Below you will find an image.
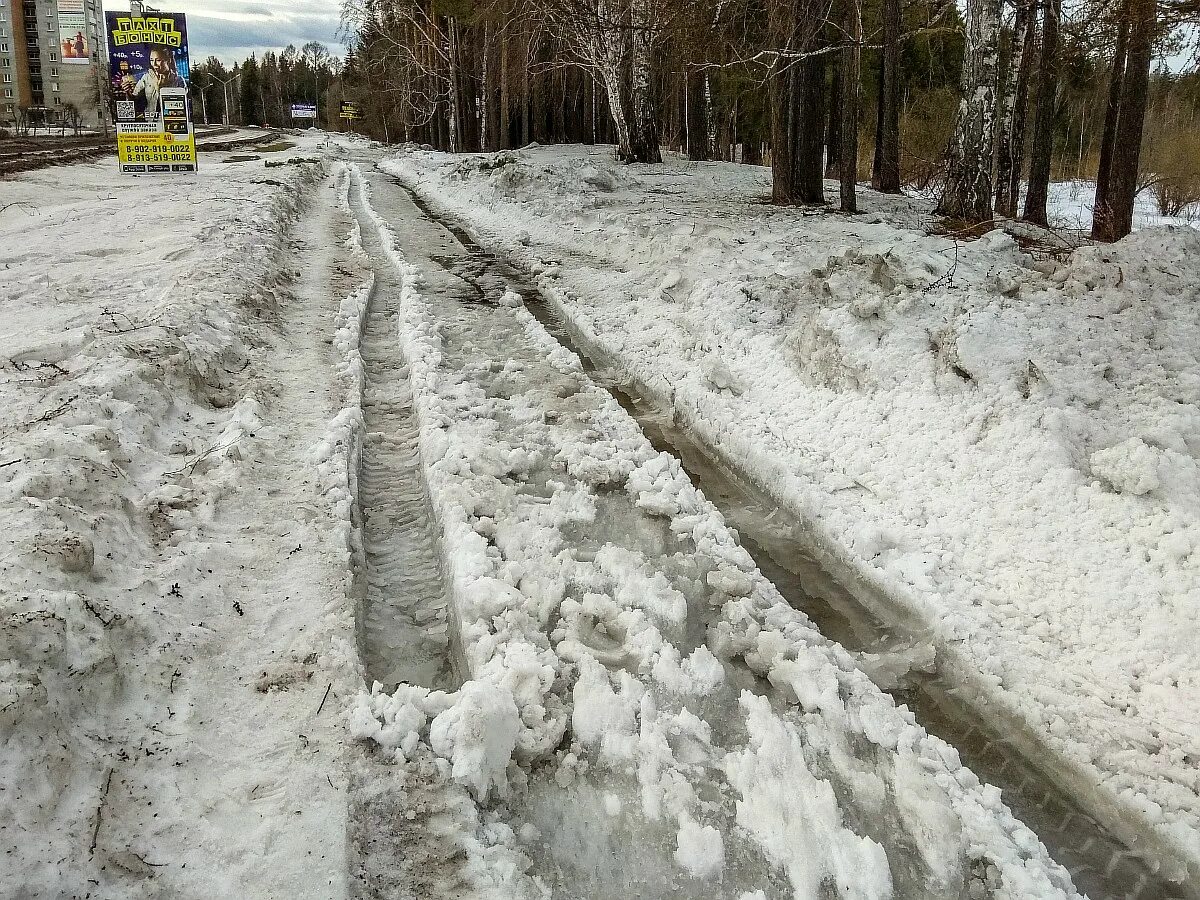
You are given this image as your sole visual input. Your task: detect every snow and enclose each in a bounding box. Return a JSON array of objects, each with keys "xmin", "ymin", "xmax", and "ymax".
[
  {"xmin": 345, "ymin": 156, "xmax": 1080, "ymax": 898},
  {"xmin": 1045, "ymin": 178, "xmax": 1200, "ymax": 233},
  {"xmin": 381, "ymin": 143, "xmax": 1200, "ymax": 885},
  {"xmin": 6, "ymin": 131, "xmax": 1191, "ymax": 897},
  {"xmin": 0, "ymin": 137, "xmax": 363, "ymax": 896}
]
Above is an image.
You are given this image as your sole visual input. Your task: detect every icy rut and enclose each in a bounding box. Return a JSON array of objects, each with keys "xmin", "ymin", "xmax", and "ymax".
[
  {"xmin": 341, "ymin": 171, "xmax": 475, "ymax": 899},
  {"xmin": 346, "ymin": 161, "xmax": 1081, "ymax": 900},
  {"xmin": 355, "ymin": 236, "xmax": 457, "ymax": 693},
  {"xmin": 396, "ymin": 175, "xmax": 1193, "ymax": 900}
]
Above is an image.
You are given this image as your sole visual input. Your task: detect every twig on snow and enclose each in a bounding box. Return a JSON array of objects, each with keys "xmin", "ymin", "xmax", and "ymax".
[
  {"xmin": 11, "ymin": 395, "xmax": 77, "ymax": 431},
  {"xmin": 316, "ymin": 682, "xmax": 333, "ymax": 717},
  {"xmin": 89, "ymin": 768, "xmax": 114, "ymax": 857},
  {"xmin": 170, "ymin": 437, "xmax": 245, "ymax": 477}
]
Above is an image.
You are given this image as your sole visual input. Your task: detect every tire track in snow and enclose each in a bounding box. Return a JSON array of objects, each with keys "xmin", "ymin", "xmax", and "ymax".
[
  {"xmin": 341, "ymin": 168, "xmax": 475, "ymax": 900},
  {"xmin": 354, "ymin": 209, "xmax": 458, "ymax": 694}
]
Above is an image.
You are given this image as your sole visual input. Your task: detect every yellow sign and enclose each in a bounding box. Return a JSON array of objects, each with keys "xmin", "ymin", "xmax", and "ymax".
[
  {"xmin": 117, "ymin": 128, "xmax": 196, "ymax": 171},
  {"xmin": 108, "ymin": 16, "xmax": 184, "ymax": 48}
]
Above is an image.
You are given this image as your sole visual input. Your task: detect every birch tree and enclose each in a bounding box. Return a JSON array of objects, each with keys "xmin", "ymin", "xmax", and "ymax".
[
  {"xmin": 994, "ymin": 0, "xmax": 1035, "ymax": 217},
  {"xmin": 936, "ymin": 0, "xmax": 1003, "ymax": 222}
]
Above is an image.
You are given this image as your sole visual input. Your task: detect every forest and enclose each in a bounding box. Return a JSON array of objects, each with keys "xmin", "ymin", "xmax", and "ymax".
[{"xmin": 191, "ymin": 0, "xmax": 1200, "ymax": 241}]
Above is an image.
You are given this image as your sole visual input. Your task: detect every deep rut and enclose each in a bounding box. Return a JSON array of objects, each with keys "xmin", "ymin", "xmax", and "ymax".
[
  {"xmin": 345, "ymin": 171, "xmax": 465, "ymax": 899},
  {"xmin": 351, "ymin": 179, "xmax": 456, "ymax": 694}
]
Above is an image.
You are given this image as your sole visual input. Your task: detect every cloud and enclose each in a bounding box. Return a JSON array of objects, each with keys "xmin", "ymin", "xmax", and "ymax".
[{"xmin": 162, "ymin": 1, "xmax": 345, "ymax": 64}]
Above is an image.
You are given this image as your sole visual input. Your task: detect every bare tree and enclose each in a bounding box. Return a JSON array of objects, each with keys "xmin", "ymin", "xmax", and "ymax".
[
  {"xmin": 1023, "ymin": 0, "xmax": 1061, "ymax": 225},
  {"xmin": 872, "ymin": 0, "xmax": 902, "ymax": 192}
]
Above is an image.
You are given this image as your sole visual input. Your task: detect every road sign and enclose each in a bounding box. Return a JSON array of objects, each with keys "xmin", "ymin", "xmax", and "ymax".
[{"xmin": 339, "ymin": 101, "xmax": 361, "ymax": 120}]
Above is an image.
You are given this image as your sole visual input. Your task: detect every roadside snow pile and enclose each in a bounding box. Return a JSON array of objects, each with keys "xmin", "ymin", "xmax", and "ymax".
[
  {"xmin": 348, "ymin": 163, "xmax": 1080, "ymax": 898},
  {"xmin": 1, "ymin": 146, "xmax": 356, "ymax": 897},
  {"xmin": 383, "ymin": 145, "xmax": 1200, "ymax": 885}
]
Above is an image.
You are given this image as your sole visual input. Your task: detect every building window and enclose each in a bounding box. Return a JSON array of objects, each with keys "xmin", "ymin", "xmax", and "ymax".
[
  {"xmin": 48, "ymin": 51, "xmax": 56, "ymax": 60},
  {"xmin": 2, "ymin": 73, "xmax": 9, "ymax": 83},
  {"xmin": 0, "ymin": 43, "xmax": 6, "ymax": 52},
  {"xmin": 51, "ymin": 81, "xmax": 58, "ymax": 92},
  {"xmin": 53, "ymin": 96, "xmax": 61, "ymax": 105},
  {"xmin": 3, "ymin": 89, "xmax": 10, "ymax": 99}
]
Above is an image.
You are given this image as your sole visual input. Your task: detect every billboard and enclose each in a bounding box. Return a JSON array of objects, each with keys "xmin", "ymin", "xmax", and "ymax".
[
  {"xmin": 105, "ymin": 12, "xmax": 196, "ymax": 174},
  {"xmin": 57, "ymin": 0, "xmax": 90, "ymax": 64},
  {"xmin": 291, "ymin": 103, "xmax": 317, "ymax": 119},
  {"xmin": 339, "ymin": 101, "xmax": 361, "ymax": 120}
]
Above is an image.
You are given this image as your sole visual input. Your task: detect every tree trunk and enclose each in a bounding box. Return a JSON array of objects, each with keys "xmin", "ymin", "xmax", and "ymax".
[
  {"xmin": 1023, "ymin": 0, "xmax": 1061, "ymax": 225},
  {"xmin": 1091, "ymin": 0, "xmax": 1131, "ymax": 240},
  {"xmin": 936, "ymin": 0, "xmax": 1002, "ymax": 222},
  {"xmin": 770, "ymin": 64, "xmax": 800, "ymax": 202},
  {"xmin": 583, "ymin": 74, "xmax": 596, "ymax": 144},
  {"xmin": 798, "ymin": 55, "xmax": 827, "ymax": 201},
  {"xmin": 840, "ymin": 0, "xmax": 862, "ymax": 211},
  {"xmin": 686, "ymin": 70, "xmax": 710, "ymax": 160},
  {"xmin": 521, "ymin": 34, "xmax": 532, "ymax": 145},
  {"xmin": 705, "ymin": 74, "xmax": 718, "ymax": 158},
  {"xmin": 626, "ymin": 0, "xmax": 663, "ymax": 163},
  {"xmin": 871, "ymin": 0, "xmax": 902, "ymax": 192},
  {"xmin": 1094, "ymin": 0, "xmax": 1152, "ymax": 241},
  {"xmin": 826, "ymin": 51, "xmax": 843, "ymax": 178},
  {"xmin": 500, "ymin": 30, "xmax": 512, "ymax": 148},
  {"xmin": 446, "ymin": 18, "xmax": 461, "ymax": 153},
  {"xmin": 482, "ymin": 21, "xmax": 499, "ymax": 151},
  {"xmin": 995, "ymin": 0, "xmax": 1033, "ymax": 216}
]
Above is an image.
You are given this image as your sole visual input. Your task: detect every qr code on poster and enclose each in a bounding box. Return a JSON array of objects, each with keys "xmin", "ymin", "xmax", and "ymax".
[{"xmin": 116, "ymin": 101, "xmax": 135, "ymax": 120}]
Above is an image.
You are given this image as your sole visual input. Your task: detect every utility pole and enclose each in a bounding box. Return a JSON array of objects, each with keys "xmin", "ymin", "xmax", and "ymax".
[{"xmin": 209, "ymin": 72, "xmax": 240, "ymax": 126}]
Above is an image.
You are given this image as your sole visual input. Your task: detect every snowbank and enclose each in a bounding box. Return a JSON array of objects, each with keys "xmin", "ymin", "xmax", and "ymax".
[{"xmin": 381, "ymin": 144, "xmax": 1200, "ymax": 884}]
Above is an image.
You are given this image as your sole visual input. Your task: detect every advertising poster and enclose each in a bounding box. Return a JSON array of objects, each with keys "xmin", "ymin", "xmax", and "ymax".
[
  {"xmin": 291, "ymin": 103, "xmax": 317, "ymax": 119},
  {"xmin": 58, "ymin": 0, "xmax": 90, "ymax": 64},
  {"xmin": 105, "ymin": 12, "xmax": 196, "ymax": 174}
]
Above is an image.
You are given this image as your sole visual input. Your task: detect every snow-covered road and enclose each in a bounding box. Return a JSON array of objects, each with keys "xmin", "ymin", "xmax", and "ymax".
[{"xmin": 3, "ymin": 137, "xmax": 1195, "ymax": 899}]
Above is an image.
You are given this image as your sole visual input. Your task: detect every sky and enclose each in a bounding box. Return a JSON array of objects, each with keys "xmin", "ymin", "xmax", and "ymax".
[{"xmin": 147, "ymin": 0, "xmax": 345, "ymax": 65}]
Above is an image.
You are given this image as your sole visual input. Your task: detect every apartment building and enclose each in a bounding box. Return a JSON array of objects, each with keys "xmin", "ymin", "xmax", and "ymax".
[{"xmin": 1, "ymin": 0, "xmax": 106, "ymax": 128}]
